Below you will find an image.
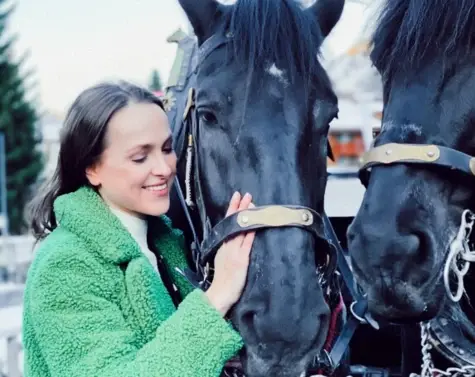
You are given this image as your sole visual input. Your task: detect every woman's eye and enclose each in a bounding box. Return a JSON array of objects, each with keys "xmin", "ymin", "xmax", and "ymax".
[
  {"xmin": 132, "ymin": 155, "xmax": 147, "ymax": 164},
  {"xmin": 198, "ymin": 110, "xmax": 217, "ymax": 124}
]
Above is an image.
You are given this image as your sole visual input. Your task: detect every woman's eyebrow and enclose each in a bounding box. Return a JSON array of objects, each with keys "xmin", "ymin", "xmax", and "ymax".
[
  {"xmin": 126, "ymin": 135, "xmax": 173, "ymax": 154},
  {"xmin": 126, "ymin": 143, "xmax": 151, "ymax": 154}
]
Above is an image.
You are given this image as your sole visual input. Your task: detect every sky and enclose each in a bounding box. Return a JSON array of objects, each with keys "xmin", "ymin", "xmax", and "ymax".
[{"xmin": 6, "ymin": 0, "xmax": 381, "ymax": 115}]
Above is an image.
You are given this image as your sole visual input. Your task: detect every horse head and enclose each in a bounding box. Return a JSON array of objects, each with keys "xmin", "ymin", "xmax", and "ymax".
[
  {"xmin": 167, "ymin": 0, "xmax": 345, "ymax": 375},
  {"xmin": 347, "ymin": 0, "xmax": 475, "ymax": 332}
]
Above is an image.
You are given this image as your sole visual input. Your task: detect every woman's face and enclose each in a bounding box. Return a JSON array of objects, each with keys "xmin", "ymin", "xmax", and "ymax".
[{"xmin": 87, "ymin": 102, "xmax": 176, "ymax": 217}]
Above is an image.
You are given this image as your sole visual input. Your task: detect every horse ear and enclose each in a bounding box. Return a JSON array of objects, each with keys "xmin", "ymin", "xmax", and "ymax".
[
  {"xmin": 178, "ymin": 0, "xmax": 220, "ymax": 43},
  {"xmin": 308, "ymin": 0, "xmax": 345, "ymax": 38}
]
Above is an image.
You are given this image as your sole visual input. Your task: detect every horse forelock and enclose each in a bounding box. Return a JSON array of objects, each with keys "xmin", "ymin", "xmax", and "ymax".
[
  {"xmin": 222, "ymin": 0, "xmax": 332, "ymax": 94},
  {"xmin": 371, "ymin": 0, "xmax": 475, "ymax": 79}
]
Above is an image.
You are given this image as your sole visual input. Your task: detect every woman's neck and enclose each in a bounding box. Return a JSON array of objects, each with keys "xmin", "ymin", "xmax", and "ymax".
[{"xmin": 107, "ymin": 203, "xmax": 158, "ymax": 269}]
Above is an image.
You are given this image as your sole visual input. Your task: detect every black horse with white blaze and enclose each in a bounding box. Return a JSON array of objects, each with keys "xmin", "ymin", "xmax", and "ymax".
[{"xmin": 164, "ymin": 0, "xmax": 348, "ymax": 376}]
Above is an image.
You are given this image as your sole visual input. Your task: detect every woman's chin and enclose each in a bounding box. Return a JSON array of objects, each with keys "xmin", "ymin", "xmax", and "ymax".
[{"xmin": 140, "ymin": 198, "xmax": 170, "ymax": 217}]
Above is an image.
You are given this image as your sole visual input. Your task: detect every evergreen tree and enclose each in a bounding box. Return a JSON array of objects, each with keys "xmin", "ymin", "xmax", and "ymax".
[
  {"xmin": 0, "ymin": 1, "xmax": 43, "ymax": 234},
  {"xmin": 149, "ymin": 69, "xmax": 163, "ymax": 92}
]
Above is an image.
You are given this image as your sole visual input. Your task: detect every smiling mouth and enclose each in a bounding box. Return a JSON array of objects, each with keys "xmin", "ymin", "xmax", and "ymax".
[{"xmin": 143, "ymin": 183, "xmax": 167, "ymax": 191}]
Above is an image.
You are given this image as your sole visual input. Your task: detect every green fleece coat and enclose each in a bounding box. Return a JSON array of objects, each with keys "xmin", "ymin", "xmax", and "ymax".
[{"xmin": 22, "ymin": 186, "xmax": 243, "ymax": 377}]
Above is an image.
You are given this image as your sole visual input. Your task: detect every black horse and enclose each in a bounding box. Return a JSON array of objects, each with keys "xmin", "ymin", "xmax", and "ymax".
[
  {"xmin": 347, "ymin": 0, "xmax": 475, "ymax": 373},
  {"xmin": 164, "ymin": 0, "xmax": 347, "ymax": 376}
]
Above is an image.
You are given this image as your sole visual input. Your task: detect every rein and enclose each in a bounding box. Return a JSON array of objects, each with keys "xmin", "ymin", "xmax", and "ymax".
[{"xmin": 168, "ymin": 29, "xmax": 378, "ymax": 376}]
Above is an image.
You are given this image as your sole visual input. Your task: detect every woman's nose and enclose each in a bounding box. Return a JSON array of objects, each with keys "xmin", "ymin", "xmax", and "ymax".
[{"xmin": 151, "ymin": 154, "xmax": 173, "ymax": 176}]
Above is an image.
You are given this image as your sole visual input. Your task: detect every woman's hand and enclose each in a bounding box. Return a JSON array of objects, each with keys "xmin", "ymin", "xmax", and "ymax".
[{"xmin": 205, "ymin": 192, "xmax": 256, "ymax": 316}]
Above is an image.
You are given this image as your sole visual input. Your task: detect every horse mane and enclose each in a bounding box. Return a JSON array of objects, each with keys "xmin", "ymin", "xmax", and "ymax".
[
  {"xmin": 222, "ymin": 0, "xmax": 331, "ymax": 92},
  {"xmin": 370, "ymin": 0, "xmax": 475, "ymax": 78}
]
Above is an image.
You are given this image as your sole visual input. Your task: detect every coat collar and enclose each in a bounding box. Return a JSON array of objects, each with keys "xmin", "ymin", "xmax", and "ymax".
[
  {"xmin": 53, "ymin": 186, "xmax": 179, "ymax": 265},
  {"xmin": 54, "ymin": 186, "xmax": 195, "ymax": 330}
]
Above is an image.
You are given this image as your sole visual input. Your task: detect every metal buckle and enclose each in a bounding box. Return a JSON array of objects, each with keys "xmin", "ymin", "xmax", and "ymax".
[
  {"xmin": 349, "ymin": 299, "xmax": 380, "ymax": 330},
  {"xmin": 311, "ymin": 349, "xmax": 335, "ymax": 376}
]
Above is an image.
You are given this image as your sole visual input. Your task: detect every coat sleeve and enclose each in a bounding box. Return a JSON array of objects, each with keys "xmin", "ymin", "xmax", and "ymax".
[{"xmin": 24, "ymin": 250, "xmax": 243, "ymax": 377}]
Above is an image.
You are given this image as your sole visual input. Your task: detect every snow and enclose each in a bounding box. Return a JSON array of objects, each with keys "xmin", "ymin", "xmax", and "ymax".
[
  {"xmin": 0, "ymin": 303, "xmax": 23, "ymax": 376},
  {"xmin": 0, "ymin": 305, "xmax": 22, "ymax": 338}
]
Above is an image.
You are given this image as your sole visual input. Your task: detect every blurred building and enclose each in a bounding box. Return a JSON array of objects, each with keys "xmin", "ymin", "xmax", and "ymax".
[
  {"xmin": 323, "ymin": 39, "xmax": 382, "ymax": 170},
  {"xmin": 322, "ymin": 39, "xmax": 383, "ymax": 218}
]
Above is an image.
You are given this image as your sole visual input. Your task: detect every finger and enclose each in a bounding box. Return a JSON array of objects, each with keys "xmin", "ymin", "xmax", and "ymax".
[
  {"xmin": 230, "ymin": 231, "xmax": 254, "ymax": 268},
  {"xmin": 225, "ymin": 191, "xmax": 241, "ymax": 217},
  {"xmin": 241, "ymin": 231, "xmax": 256, "ymax": 255},
  {"xmin": 228, "ymin": 192, "xmax": 252, "ymax": 247},
  {"xmin": 238, "ymin": 193, "xmax": 253, "ymax": 211},
  {"xmin": 235, "ymin": 201, "xmax": 256, "ymax": 247},
  {"xmin": 231, "ymin": 194, "xmax": 253, "ymax": 245}
]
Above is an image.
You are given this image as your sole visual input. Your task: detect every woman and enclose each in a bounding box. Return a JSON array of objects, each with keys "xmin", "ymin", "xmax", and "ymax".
[{"xmin": 23, "ymin": 81, "xmax": 256, "ymax": 377}]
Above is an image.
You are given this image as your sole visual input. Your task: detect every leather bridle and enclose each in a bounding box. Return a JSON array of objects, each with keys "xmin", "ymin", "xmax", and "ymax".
[
  {"xmin": 173, "ymin": 30, "xmax": 337, "ymax": 289},
  {"xmin": 359, "ymin": 141, "xmax": 475, "ymax": 186},
  {"xmin": 358, "ymin": 135, "xmax": 475, "ymax": 371}
]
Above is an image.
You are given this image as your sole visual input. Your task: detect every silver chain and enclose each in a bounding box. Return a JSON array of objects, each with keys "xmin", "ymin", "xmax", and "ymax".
[
  {"xmin": 409, "ymin": 322, "xmax": 475, "ymax": 377},
  {"xmin": 444, "ymin": 209, "xmax": 475, "ymax": 302}
]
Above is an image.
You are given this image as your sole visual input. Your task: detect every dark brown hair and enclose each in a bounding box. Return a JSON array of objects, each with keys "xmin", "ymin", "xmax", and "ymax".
[{"xmin": 27, "ymin": 80, "xmax": 164, "ymax": 240}]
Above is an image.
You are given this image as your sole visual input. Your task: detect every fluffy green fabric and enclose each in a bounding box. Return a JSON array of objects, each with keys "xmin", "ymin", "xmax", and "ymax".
[{"xmin": 22, "ymin": 186, "xmax": 243, "ymax": 377}]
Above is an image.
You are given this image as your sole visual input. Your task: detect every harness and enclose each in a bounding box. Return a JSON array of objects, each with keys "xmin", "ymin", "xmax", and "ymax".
[
  {"xmin": 164, "ymin": 28, "xmax": 378, "ymax": 376},
  {"xmin": 360, "ymin": 135, "xmax": 475, "ymax": 376}
]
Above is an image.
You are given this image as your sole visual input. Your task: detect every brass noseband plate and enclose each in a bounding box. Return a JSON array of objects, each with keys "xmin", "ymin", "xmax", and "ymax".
[
  {"xmin": 360, "ymin": 143, "xmax": 440, "ymax": 167},
  {"xmin": 237, "ymin": 206, "xmax": 313, "ymax": 228}
]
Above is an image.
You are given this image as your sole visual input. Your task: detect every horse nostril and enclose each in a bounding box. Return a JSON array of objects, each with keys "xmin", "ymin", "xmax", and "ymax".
[
  {"xmin": 405, "ymin": 233, "xmax": 421, "ymax": 254},
  {"xmin": 241, "ymin": 310, "xmax": 257, "ymax": 328},
  {"xmin": 239, "ymin": 304, "xmax": 264, "ymax": 332},
  {"xmin": 408, "ymin": 231, "xmax": 431, "ymax": 265},
  {"xmin": 239, "ymin": 306, "xmax": 278, "ymax": 340},
  {"xmin": 238, "ymin": 308, "xmax": 271, "ymax": 342}
]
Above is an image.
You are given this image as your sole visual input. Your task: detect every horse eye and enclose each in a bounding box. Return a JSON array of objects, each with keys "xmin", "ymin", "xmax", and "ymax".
[{"xmin": 198, "ymin": 110, "xmax": 217, "ymax": 125}]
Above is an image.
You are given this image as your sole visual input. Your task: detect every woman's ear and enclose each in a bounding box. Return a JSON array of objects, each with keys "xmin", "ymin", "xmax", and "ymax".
[{"xmin": 85, "ymin": 164, "xmax": 101, "ymax": 187}]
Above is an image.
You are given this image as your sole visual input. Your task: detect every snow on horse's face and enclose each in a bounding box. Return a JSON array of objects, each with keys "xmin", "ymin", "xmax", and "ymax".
[{"xmin": 177, "ymin": 0, "xmax": 343, "ymax": 375}]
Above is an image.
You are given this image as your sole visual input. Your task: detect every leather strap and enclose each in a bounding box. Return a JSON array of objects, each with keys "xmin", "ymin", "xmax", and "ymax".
[
  {"xmin": 200, "ymin": 205, "xmax": 327, "ymax": 265},
  {"xmin": 329, "ymin": 298, "xmax": 368, "ymax": 367},
  {"xmin": 322, "ymin": 213, "xmax": 380, "ymax": 370},
  {"xmin": 193, "ymin": 32, "xmax": 232, "ymax": 72},
  {"xmin": 360, "ymin": 143, "xmax": 475, "ymax": 185}
]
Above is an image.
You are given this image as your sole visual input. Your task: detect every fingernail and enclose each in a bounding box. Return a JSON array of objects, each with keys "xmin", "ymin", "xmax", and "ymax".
[
  {"xmin": 245, "ymin": 192, "xmax": 251, "ymax": 198},
  {"xmin": 233, "ymin": 191, "xmax": 240, "ymax": 199}
]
